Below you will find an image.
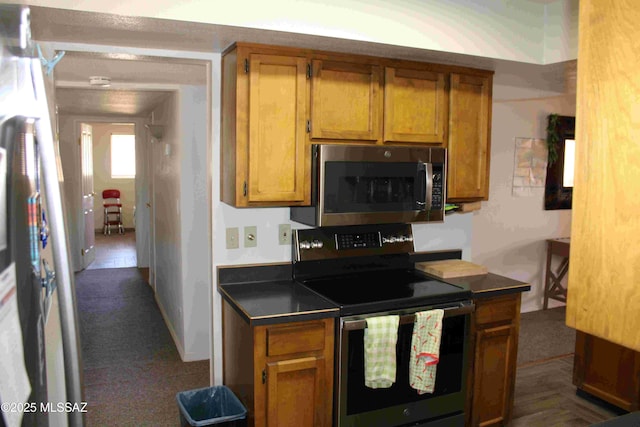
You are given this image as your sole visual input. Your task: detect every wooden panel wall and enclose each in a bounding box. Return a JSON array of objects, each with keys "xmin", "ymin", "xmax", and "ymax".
[{"xmin": 566, "ymin": 0, "xmax": 640, "ymax": 351}]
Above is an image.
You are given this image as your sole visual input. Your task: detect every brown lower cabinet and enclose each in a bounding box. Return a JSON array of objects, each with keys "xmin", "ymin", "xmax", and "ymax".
[
  {"xmin": 222, "ymin": 300, "xmax": 334, "ymax": 427},
  {"xmin": 467, "ymin": 293, "xmax": 521, "ymax": 427},
  {"xmin": 573, "ymin": 331, "xmax": 640, "ymax": 411}
]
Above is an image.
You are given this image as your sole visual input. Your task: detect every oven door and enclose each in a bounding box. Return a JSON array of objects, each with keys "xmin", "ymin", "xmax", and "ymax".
[{"xmin": 336, "ymin": 302, "xmax": 473, "ymax": 427}]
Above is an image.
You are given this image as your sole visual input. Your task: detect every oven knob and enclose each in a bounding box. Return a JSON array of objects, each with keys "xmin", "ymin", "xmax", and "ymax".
[
  {"xmin": 382, "ymin": 236, "xmax": 390, "ymax": 244},
  {"xmin": 311, "ymin": 240, "xmax": 324, "ymax": 249},
  {"xmin": 299, "ymin": 241, "xmax": 312, "ymax": 250},
  {"xmin": 403, "ymin": 408, "xmax": 410, "ymax": 417},
  {"xmin": 388, "ymin": 236, "xmax": 397, "ymax": 243},
  {"xmin": 397, "ymin": 235, "xmax": 406, "ymax": 242},
  {"xmin": 406, "ymin": 235, "xmax": 414, "ymax": 242}
]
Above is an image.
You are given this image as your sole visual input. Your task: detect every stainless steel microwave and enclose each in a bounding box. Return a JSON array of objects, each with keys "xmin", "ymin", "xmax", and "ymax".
[{"xmin": 290, "ymin": 144, "xmax": 446, "ymax": 227}]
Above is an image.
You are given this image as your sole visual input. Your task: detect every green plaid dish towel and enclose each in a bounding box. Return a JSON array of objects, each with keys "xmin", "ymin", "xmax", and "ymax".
[
  {"xmin": 409, "ymin": 309, "xmax": 444, "ymax": 394},
  {"xmin": 364, "ymin": 315, "xmax": 400, "ymax": 389}
]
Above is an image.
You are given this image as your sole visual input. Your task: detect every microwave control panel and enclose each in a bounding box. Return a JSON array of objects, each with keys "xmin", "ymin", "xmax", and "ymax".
[{"xmin": 431, "ymin": 164, "xmax": 444, "ymax": 211}]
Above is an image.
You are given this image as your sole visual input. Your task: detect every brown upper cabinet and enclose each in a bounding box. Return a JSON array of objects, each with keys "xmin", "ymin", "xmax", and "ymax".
[
  {"xmin": 221, "ymin": 43, "xmax": 493, "ymax": 208},
  {"xmin": 310, "ymin": 60, "xmax": 382, "ymax": 142},
  {"xmin": 221, "ymin": 46, "xmax": 310, "ymax": 207},
  {"xmin": 383, "ymin": 67, "xmax": 447, "ymax": 145},
  {"xmin": 447, "ymin": 73, "xmax": 492, "ymax": 201}
]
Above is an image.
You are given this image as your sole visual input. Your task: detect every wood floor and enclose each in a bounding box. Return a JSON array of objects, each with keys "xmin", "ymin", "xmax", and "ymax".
[
  {"xmin": 86, "ymin": 231, "xmax": 137, "ymax": 269},
  {"xmin": 512, "ymin": 355, "xmax": 622, "ymax": 426}
]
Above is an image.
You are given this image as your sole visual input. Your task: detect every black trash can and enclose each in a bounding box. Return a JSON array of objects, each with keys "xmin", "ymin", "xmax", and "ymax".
[{"xmin": 176, "ymin": 385, "xmax": 247, "ymax": 427}]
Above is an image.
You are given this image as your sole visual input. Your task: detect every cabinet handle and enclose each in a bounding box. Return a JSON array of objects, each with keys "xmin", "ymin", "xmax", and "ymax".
[{"xmin": 262, "ymin": 369, "xmax": 266, "ymax": 384}]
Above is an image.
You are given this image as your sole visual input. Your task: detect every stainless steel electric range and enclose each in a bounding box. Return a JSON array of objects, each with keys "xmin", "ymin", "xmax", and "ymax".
[{"xmin": 292, "ymin": 223, "xmax": 474, "ymax": 427}]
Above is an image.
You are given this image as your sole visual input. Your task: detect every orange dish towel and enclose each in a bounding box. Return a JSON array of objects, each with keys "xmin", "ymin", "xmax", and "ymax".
[{"xmin": 409, "ymin": 309, "xmax": 444, "ymax": 394}]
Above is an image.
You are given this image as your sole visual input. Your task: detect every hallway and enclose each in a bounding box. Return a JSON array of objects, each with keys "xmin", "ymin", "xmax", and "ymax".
[{"xmin": 76, "ymin": 245, "xmax": 209, "ymax": 425}]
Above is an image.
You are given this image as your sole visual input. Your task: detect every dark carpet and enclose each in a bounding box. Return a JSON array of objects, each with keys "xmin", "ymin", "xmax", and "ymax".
[
  {"xmin": 517, "ymin": 306, "xmax": 576, "ymax": 366},
  {"xmin": 75, "ymin": 267, "xmax": 209, "ymax": 426}
]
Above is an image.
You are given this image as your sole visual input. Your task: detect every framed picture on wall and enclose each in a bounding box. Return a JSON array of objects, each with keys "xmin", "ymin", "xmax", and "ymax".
[{"xmin": 544, "ymin": 115, "xmax": 575, "ymax": 210}]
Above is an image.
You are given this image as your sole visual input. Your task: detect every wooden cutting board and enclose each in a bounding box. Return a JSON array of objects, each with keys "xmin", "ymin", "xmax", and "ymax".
[{"xmin": 415, "ymin": 259, "xmax": 487, "ymax": 278}]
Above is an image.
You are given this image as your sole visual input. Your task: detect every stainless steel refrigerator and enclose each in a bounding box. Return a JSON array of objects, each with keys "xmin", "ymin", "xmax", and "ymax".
[{"xmin": 0, "ymin": 5, "xmax": 83, "ymax": 427}]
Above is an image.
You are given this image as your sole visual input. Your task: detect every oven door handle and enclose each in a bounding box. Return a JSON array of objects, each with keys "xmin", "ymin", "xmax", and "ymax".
[{"xmin": 342, "ymin": 301, "xmax": 475, "ymax": 331}]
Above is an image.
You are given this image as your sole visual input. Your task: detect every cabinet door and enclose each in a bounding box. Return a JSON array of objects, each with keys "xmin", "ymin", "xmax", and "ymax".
[
  {"xmin": 565, "ymin": 0, "xmax": 640, "ymax": 353},
  {"xmin": 448, "ymin": 73, "xmax": 491, "ymax": 201},
  {"xmin": 384, "ymin": 67, "xmax": 446, "ymax": 144},
  {"xmin": 266, "ymin": 356, "xmax": 326, "ymax": 427},
  {"xmin": 247, "ymin": 53, "xmax": 308, "ymax": 203},
  {"xmin": 573, "ymin": 331, "xmax": 640, "ymax": 411},
  {"xmin": 310, "ymin": 60, "xmax": 382, "ymax": 141},
  {"xmin": 471, "ymin": 323, "xmax": 517, "ymax": 427}
]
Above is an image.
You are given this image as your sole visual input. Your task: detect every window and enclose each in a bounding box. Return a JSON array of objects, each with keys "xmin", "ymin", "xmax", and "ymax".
[
  {"xmin": 111, "ymin": 134, "xmax": 136, "ymax": 178},
  {"xmin": 544, "ymin": 115, "xmax": 575, "ymax": 210},
  {"xmin": 563, "ymin": 139, "xmax": 576, "ymax": 188}
]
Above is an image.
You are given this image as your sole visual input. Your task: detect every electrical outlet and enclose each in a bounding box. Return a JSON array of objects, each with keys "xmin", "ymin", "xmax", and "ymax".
[
  {"xmin": 226, "ymin": 227, "xmax": 239, "ymax": 249},
  {"xmin": 278, "ymin": 224, "xmax": 291, "ymax": 245},
  {"xmin": 244, "ymin": 226, "xmax": 257, "ymax": 247}
]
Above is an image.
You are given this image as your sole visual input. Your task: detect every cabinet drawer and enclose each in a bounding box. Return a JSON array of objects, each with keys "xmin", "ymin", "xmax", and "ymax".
[
  {"xmin": 267, "ymin": 322, "xmax": 326, "ymax": 357},
  {"xmin": 474, "ymin": 295, "xmax": 519, "ymax": 325}
]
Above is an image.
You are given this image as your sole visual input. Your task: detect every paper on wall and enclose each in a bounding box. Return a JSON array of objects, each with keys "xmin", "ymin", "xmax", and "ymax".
[{"xmin": 0, "ymin": 264, "xmax": 32, "ymax": 427}]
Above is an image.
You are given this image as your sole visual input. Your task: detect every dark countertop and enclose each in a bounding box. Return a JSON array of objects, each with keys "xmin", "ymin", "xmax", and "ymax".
[
  {"xmin": 217, "ymin": 255, "xmax": 530, "ymax": 326},
  {"xmin": 218, "ymin": 263, "xmax": 339, "ymax": 327},
  {"xmin": 418, "ymin": 272, "xmax": 531, "ymax": 299}
]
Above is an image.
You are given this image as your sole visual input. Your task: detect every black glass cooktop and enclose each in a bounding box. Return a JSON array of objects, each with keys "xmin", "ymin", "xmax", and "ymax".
[{"xmin": 300, "ymin": 269, "xmax": 471, "ymax": 316}]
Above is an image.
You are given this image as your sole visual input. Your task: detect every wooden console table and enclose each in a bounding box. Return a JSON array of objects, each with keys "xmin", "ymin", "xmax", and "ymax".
[{"xmin": 544, "ymin": 237, "xmax": 570, "ymax": 309}]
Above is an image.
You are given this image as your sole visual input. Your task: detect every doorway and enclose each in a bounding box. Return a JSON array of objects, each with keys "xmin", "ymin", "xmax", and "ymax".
[
  {"xmin": 54, "ymin": 50, "xmax": 212, "ymax": 364},
  {"xmin": 85, "ymin": 121, "xmax": 138, "ymax": 270}
]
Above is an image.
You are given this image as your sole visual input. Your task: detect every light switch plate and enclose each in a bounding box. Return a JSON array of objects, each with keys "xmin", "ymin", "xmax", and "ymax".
[
  {"xmin": 278, "ymin": 224, "xmax": 291, "ymax": 245},
  {"xmin": 226, "ymin": 227, "xmax": 239, "ymax": 249},
  {"xmin": 244, "ymin": 226, "xmax": 257, "ymax": 247}
]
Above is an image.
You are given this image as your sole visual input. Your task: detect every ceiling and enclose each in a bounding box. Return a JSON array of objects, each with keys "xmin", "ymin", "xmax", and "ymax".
[
  {"xmin": 30, "ymin": 5, "xmax": 573, "ymax": 116},
  {"xmin": 53, "ymin": 51, "xmax": 207, "ymax": 116}
]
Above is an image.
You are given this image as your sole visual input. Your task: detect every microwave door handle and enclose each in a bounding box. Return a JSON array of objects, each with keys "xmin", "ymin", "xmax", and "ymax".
[{"xmin": 424, "ymin": 163, "xmax": 433, "ymax": 211}]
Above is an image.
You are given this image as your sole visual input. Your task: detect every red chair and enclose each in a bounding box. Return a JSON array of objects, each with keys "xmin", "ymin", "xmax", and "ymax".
[{"xmin": 102, "ymin": 189, "xmax": 124, "ymax": 235}]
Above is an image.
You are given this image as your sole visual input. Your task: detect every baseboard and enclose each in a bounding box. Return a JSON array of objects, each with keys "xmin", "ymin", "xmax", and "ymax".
[{"xmin": 154, "ymin": 293, "xmax": 187, "ymax": 361}]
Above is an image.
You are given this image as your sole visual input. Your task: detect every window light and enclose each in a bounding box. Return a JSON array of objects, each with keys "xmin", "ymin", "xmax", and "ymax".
[
  {"xmin": 563, "ymin": 139, "xmax": 575, "ymax": 188},
  {"xmin": 111, "ymin": 134, "xmax": 136, "ymax": 178}
]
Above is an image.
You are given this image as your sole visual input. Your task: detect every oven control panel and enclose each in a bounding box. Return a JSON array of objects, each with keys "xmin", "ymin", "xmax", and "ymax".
[
  {"xmin": 336, "ymin": 232, "xmax": 381, "ymax": 250},
  {"xmin": 293, "ymin": 224, "xmax": 415, "ymax": 262}
]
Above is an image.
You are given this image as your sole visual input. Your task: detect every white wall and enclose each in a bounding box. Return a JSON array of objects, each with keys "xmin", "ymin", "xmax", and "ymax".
[
  {"xmin": 149, "ymin": 85, "xmax": 210, "ymax": 362},
  {"xmin": 544, "ymin": 0, "xmax": 579, "ymax": 64},
  {"xmin": 150, "ymin": 92, "xmax": 185, "ymax": 356},
  {"xmin": 178, "ymin": 85, "xmax": 211, "ymax": 360},
  {"xmin": 30, "ymin": 0, "xmax": 577, "ymax": 64},
  {"xmin": 471, "ymin": 77, "xmax": 575, "ymax": 313},
  {"xmin": 91, "ymin": 122, "xmax": 136, "ymax": 230}
]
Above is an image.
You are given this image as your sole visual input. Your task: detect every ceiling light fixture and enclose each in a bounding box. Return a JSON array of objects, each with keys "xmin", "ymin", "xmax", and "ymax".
[{"xmin": 89, "ymin": 75, "xmax": 111, "ymax": 87}]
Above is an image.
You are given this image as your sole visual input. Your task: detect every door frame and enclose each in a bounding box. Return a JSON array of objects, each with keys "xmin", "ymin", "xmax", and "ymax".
[
  {"xmin": 70, "ymin": 117, "xmax": 150, "ymax": 272},
  {"xmin": 79, "ymin": 122, "xmax": 96, "ymax": 269}
]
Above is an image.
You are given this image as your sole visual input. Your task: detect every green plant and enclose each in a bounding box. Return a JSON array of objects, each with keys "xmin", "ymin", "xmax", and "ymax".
[{"xmin": 546, "ymin": 114, "xmax": 560, "ymax": 166}]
